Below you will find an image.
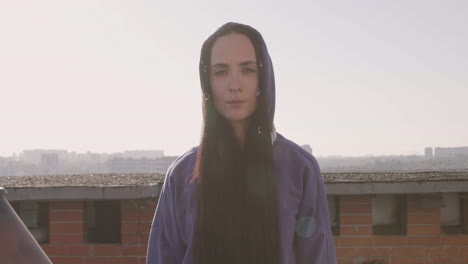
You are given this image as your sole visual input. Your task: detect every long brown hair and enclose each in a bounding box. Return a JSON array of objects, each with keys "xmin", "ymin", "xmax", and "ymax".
[{"xmin": 191, "ymin": 22, "xmax": 280, "ymax": 264}]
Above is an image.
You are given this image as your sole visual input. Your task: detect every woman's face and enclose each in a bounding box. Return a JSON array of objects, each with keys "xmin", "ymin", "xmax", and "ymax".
[{"xmin": 210, "ymin": 33, "xmax": 258, "ymax": 127}]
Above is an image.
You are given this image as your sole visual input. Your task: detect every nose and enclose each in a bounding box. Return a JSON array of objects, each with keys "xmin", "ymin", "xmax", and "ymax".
[{"xmin": 227, "ymin": 72, "xmax": 241, "ymax": 93}]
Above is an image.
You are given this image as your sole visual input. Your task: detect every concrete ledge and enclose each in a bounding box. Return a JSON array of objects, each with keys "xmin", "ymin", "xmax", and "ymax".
[
  {"xmin": 326, "ymin": 181, "xmax": 468, "ymax": 195},
  {"xmin": 4, "ymin": 179, "xmax": 468, "ymax": 201},
  {"xmin": 2, "ymin": 172, "xmax": 468, "ymax": 200},
  {"xmin": 3, "ymin": 184, "xmax": 162, "ymax": 201}
]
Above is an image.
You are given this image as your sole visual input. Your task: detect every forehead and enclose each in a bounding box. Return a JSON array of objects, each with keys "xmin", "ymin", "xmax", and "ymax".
[{"xmin": 210, "ymin": 33, "xmax": 256, "ymax": 65}]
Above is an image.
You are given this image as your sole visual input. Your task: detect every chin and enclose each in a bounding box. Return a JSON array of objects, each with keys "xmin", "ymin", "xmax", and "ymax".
[
  {"xmin": 225, "ymin": 116, "xmax": 248, "ymax": 122},
  {"xmin": 219, "ymin": 108, "xmax": 256, "ymax": 123},
  {"xmin": 224, "ymin": 113, "xmax": 253, "ymax": 123}
]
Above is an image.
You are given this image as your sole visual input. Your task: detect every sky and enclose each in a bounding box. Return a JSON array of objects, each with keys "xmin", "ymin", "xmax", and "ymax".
[{"xmin": 0, "ymin": 0, "xmax": 467, "ymax": 157}]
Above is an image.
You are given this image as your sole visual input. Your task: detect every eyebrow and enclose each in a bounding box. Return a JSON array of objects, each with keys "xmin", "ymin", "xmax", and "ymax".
[
  {"xmin": 240, "ymin": 61, "xmax": 257, "ymax": 66},
  {"xmin": 211, "ymin": 61, "xmax": 257, "ymax": 68}
]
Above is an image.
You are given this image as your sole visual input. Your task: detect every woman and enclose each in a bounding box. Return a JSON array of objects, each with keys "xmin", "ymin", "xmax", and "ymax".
[{"xmin": 147, "ymin": 22, "xmax": 337, "ymax": 264}]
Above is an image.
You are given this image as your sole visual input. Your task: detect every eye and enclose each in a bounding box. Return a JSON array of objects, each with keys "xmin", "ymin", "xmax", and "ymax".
[
  {"xmin": 214, "ymin": 70, "xmax": 227, "ymax": 76},
  {"xmin": 242, "ymin": 68, "xmax": 257, "ymax": 74}
]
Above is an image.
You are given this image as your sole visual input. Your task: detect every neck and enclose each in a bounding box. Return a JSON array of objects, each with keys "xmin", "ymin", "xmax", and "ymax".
[{"xmin": 229, "ymin": 120, "xmax": 249, "ymax": 150}]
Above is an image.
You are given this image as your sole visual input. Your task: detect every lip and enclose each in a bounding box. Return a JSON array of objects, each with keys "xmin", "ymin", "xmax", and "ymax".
[{"xmin": 227, "ymin": 100, "xmax": 246, "ymax": 107}]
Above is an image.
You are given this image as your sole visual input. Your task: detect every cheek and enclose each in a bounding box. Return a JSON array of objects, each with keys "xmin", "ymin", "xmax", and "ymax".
[
  {"xmin": 210, "ymin": 75, "xmax": 229, "ymax": 89},
  {"xmin": 245, "ymin": 76, "xmax": 259, "ymax": 95},
  {"xmin": 209, "ymin": 80, "xmax": 226, "ymax": 111},
  {"xmin": 252, "ymin": 94, "xmax": 258, "ymax": 109},
  {"xmin": 247, "ymin": 80, "xmax": 259, "ymax": 109}
]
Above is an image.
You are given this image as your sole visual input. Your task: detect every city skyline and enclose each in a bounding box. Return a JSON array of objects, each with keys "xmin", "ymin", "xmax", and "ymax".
[
  {"xmin": 1, "ymin": 0, "xmax": 467, "ymax": 158},
  {"xmin": 2, "ymin": 145, "xmax": 468, "ymax": 159},
  {"xmin": 2, "ymin": 145, "xmax": 467, "ymax": 177}
]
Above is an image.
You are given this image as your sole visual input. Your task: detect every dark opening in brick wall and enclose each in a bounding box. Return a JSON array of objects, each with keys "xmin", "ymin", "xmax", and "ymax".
[
  {"xmin": 441, "ymin": 192, "xmax": 466, "ymax": 234},
  {"xmin": 362, "ymin": 260, "xmax": 383, "ymax": 264},
  {"xmin": 86, "ymin": 200, "xmax": 121, "ymax": 243},
  {"xmin": 372, "ymin": 194, "xmax": 407, "ymax": 235},
  {"xmin": 327, "ymin": 195, "xmax": 340, "ymax": 235},
  {"xmin": 10, "ymin": 201, "xmax": 49, "ymax": 244}
]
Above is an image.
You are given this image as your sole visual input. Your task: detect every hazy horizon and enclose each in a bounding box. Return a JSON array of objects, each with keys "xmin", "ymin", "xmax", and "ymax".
[
  {"xmin": 3, "ymin": 145, "xmax": 468, "ymax": 159},
  {"xmin": 1, "ymin": 0, "xmax": 467, "ymax": 158}
]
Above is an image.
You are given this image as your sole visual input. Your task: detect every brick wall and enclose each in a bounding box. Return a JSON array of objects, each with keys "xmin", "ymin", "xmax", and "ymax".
[
  {"xmin": 335, "ymin": 194, "xmax": 468, "ymax": 264},
  {"xmin": 40, "ymin": 199, "xmax": 156, "ymax": 264},
  {"xmin": 36, "ymin": 193, "xmax": 468, "ymax": 264}
]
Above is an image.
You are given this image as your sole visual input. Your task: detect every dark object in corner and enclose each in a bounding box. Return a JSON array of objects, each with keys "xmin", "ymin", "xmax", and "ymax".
[{"xmin": 0, "ymin": 187, "xmax": 52, "ymax": 264}]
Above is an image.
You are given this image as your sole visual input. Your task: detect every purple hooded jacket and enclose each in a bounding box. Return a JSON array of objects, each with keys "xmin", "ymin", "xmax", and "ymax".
[{"xmin": 147, "ymin": 22, "xmax": 337, "ymax": 264}]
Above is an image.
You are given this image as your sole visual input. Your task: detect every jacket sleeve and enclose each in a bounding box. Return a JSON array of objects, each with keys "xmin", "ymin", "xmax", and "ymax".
[
  {"xmin": 146, "ymin": 169, "xmax": 182, "ymax": 264},
  {"xmin": 295, "ymin": 156, "xmax": 337, "ymax": 264}
]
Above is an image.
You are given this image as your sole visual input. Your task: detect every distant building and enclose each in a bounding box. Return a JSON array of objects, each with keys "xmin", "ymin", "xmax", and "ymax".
[
  {"xmin": 107, "ymin": 156, "xmax": 177, "ymax": 174},
  {"xmin": 1, "ymin": 161, "xmax": 37, "ymax": 176},
  {"xmin": 21, "ymin": 150, "xmax": 68, "ymax": 165},
  {"xmin": 425, "ymin": 147, "xmax": 433, "ymax": 160},
  {"xmin": 123, "ymin": 150, "xmax": 164, "ymax": 160},
  {"xmin": 40, "ymin": 154, "xmax": 59, "ymax": 175},
  {"xmin": 434, "ymin": 147, "xmax": 468, "ymax": 158},
  {"xmin": 301, "ymin": 144, "xmax": 313, "ymax": 155},
  {"xmin": 69, "ymin": 152, "xmax": 107, "ymax": 163}
]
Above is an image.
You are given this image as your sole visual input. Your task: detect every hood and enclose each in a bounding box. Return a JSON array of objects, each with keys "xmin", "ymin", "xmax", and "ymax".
[{"xmin": 199, "ymin": 22, "xmax": 276, "ymax": 139}]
